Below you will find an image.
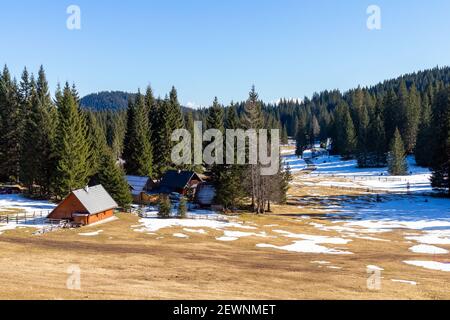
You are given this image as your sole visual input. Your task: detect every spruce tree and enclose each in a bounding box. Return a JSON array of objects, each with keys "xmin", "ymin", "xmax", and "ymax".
[
  {"xmin": 387, "ymin": 128, "xmax": 408, "ymax": 176},
  {"xmin": 206, "ymin": 97, "xmax": 224, "ymax": 131},
  {"xmin": 404, "ymin": 84, "xmax": 421, "ymax": 153},
  {"xmin": 177, "ymin": 197, "xmax": 187, "ymax": 218},
  {"xmin": 281, "ymin": 125, "xmax": 289, "ymax": 145},
  {"xmin": 415, "ymin": 91, "xmax": 433, "ymax": 167},
  {"xmin": 153, "ymin": 97, "xmax": 174, "ymax": 176},
  {"xmin": 367, "ymin": 111, "xmax": 387, "ymax": 166},
  {"xmin": 215, "ymin": 104, "xmax": 244, "ymax": 210},
  {"xmin": 295, "ymin": 111, "xmax": 309, "ymax": 157},
  {"xmin": 54, "ymin": 83, "xmax": 91, "ymax": 198},
  {"xmin": 334, "ymin": 102, "xmax": 356, "ymax": 159},
  {"xmin": 123, "ymin": 92, "xmax": 153, "ymax": 177},
  {"xmin": 85, "ymin": 111, "xmax": 107, "ymax": 177},
  {"xmin": 158, "ymin": 194, "xmax": 171, "ymax": 218},
  {"xmin": 93, "ymin": 148, "xmax": 132, "ymax": 209},
  {"xmin": 356, "ymin": 106, "xmax": 370, "ymax": 167},
  {"xmin": 34, "ymin": 66, "xmax": 58, "ymax": 195},
  {"xmin": 430, "ymin": 87, "xmax": 450, "ymax": 195},
  {"xmin": 205, "ymin": 97, "xmax": 225, "ymax": 174},
  {"xmin": 0, "ymin": 65, "xmax": 21, "ymax": 182}
]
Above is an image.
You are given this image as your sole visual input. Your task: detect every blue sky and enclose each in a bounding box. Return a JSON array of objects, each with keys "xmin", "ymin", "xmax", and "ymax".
[{"xmin": 1, "ymin": 0, "xmax": 450, "ymax": 107}]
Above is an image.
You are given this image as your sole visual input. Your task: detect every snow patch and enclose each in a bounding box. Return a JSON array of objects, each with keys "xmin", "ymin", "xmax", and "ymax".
[
  {"xmin": 367, "ymin": 265, "xmax": 384, "ymax": 271},
  {"xmin": 404, "ymin": 261, "xmax": 450, "ymax": 272},
  {"xmin": 79, "ymin": 230, "xmax": 103, "ymax": 236},
  {"xmin": 257, "ymin": 241, "xmax": 353, "ymax": 255},
  {"xmin": 173, "ymin": 233, "xmax": 189, "ymax": 238},
  {"xmin": 391, "ymin": 279, "xmax": 417, "ymax": 285},
  {"xmin": 409, "ymin": 245, "xmax": 449, "ymax": 254},
  {"xmin": 183, "ymin": 228, "xmax": 207, "ymax": 234}
]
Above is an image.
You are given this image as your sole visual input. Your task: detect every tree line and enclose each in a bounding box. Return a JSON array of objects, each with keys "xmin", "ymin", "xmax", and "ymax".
[{"xmin": 0, "ymin": 65, "xmax": 292, "ymax": 211}]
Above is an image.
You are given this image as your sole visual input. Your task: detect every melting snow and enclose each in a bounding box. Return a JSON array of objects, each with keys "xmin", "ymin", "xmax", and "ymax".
[
  {"xmin": 173, "ymin": 233, "xmax": 189, "ymax": 238},
  {"xmin": 257, "ymin": 241, "xmax": 353, "ymax": 255},
  {"xmin": 0, "ymin": 194, "xmax": 55, "ymax": 214},
  {"xmin": 391, "ymin": 279, "xmax": 418, "ymax": 285},
  {"xmin": 404, "ymin": 261, "xmax": 450, "ymax": 272},
  {"xmin": 409, "ymin": 245, "xmax": 449, "ymax": 255},
  {"xmin": 79, "ymin": 230, "xmax": 103, "ymax": 236}
]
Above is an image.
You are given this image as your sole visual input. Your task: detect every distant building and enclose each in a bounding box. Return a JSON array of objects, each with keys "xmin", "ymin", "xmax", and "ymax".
[
  {"xmin": 159, "ymin": 170, "xmax": 203, "ymax": 196},
  {"xmin": 48, "ymin": 185, "xmax": 118, "ymax": 226},
  {"xmin": 126, "ymin": 175, "xmax": 156, "ymax": 203}
]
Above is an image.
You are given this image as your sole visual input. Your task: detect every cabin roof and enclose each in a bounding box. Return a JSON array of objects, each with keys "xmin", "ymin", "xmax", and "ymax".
[
  {"xmin": 126, "ymin": 175, "xmax": 151, "ymax": 196},
  {"xmin": 160, "ymin": 170, "xmax": 203, "ymax": 190},
  {"xmin": 72, "ymin": 185, "xmax": 118, "ymax": 214}
]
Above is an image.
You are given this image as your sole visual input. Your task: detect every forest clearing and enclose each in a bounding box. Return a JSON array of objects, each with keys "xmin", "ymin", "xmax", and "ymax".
[{"xmin": 0, "ymin": 148, "xmax": 449, "ymax": 300}]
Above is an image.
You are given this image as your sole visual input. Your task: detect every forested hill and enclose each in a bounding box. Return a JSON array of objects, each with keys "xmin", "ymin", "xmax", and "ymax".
[
  {"xmin": 80, "ymin": 91, "xmax": 193, "ymax": 113},
  {"xmin": 80, "ymin": 91, "xmax": 135, "ymax": 111}
]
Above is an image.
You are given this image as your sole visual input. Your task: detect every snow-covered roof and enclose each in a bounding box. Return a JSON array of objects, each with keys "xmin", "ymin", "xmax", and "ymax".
[
  {"xmin": 72, "ymin": 185, "xmax": 118, "ymax": 214},
  {"xmin": 126, "ymin": 175, "xmax": 151, "ymax": 196}
]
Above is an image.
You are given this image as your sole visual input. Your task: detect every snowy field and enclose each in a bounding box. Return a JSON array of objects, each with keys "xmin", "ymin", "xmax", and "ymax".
[
  {"xmin": 284, "ymin": 150, "xmax": 432, "ymax": 193},
  {"xmin": 0, "ymin": 194, "xmax": 55, "ymax": 234},
  {"xmin": 283, "ymin": 154, "xmax": 307, "ymax": 172},
  {"xmin": 0, "ymin": 194, "xmax": 55, "ymax": 214}
]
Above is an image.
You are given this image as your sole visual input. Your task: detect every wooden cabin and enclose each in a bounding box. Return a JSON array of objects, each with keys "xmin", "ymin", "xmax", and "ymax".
[
  {"xmin": 159, "ymin": 170, "xmax": 203, "ymax": 196},
  {"xmin": 126, "ymin": 175, "xmax": 156, "ymax": 204},
  {"xmin": 48, "ymin": 185, "xmax": 118, "ymax": 226}
]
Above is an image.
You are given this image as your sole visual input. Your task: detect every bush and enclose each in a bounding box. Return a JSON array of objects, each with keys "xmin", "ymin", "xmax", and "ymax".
[
  {"xmin": 177, "ymin": 197, "xmax": 187, "ymax": 219},
  {"xmin": 158, "ymin": 195, "xmax": 171, "ymax": 218}
]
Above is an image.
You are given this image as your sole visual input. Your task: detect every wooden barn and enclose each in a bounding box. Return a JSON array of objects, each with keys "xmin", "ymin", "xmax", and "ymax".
[
  {"xmin": 48, "ymin": 185, "xmax": 118, "ymax": 226},
  {"xmin": 126, "ymin": 175, "xmax": 156, "ymax": 204},
  {"xmin": 159, "ymin": 170, "xmax": 203, "ymax": 196}
]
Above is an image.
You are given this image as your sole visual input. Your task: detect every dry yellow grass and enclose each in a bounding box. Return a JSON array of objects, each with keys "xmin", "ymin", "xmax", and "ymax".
[{"xmin": 0, "ymin": 168, "xmax": 449, "ymax": 300}]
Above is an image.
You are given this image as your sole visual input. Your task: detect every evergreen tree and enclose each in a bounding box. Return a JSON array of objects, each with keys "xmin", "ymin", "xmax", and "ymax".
[
  {"xmin": 0, "ymin": 66, "xmax": 21, "ymax": 182},
  {"xmin": 206, "ymin": 97, "xmax": 224, "ymax": 131},
  {"xmin": 281, "ymin": 125, "xmax": 289, "ymax": 145},
  {"xmin": 122, "ymin": 92, "xmax": 153, "ymax": 177},
  {"xmin": 415, "ymin": 91, "xmax": 433, "ymax": 167},
  {"xmin": 295, "ymin": 110, "xmax": 309, "ymax": 157},
  {"xmin": 404, "ymin": 84, "xmax": 421, "ymax": 153},
  {"xmin": 54, "ymin": 83, "xmax": 91, "ymax": 198},
  {"xmin": 85, "ymin": 111, "xmax": 107, "ymax": 177},
  {"xmin": 158, "ymin": 194, "xmax": 171, "ymax": 218},
  {"xmin": 205, "ymin": 97, "xmax": 225, "ymax": 173},
  {"xmin": 430, "ymin": 87, "xmax": 450, "ymax": 195},
  {"xmin": 168, "ymin": 86, "xmax": 184, "ymax": 132},
  {"xmin": 356, "ymin": 106, "xmax": 370, "ymax": 167},
  {"xmin": 93, "ymin": 148, "xmax": 132, "ymax": 209},
  {"xmin": 153, "ymin": 97, "xmax": 174, "ymax": 175},
  {"xmin": 334, "ymin": 102, "xmax": 356, "ymax": 159},
  {"xmin": 214, "ymin": 103, "xmax": 244, "ymax": 210},
  {"xmin": 177, "ymin": 196, "xmax": 187, "ymax": 218},
  {"xmin": 34, "ymin": 66, "xmax": 58, "ymax": 195},
  {"xmin": 387, "ymin": 128, "xmax": 408, "ymax": 176},
  {"xmin": 367, "ymin": 111, "xmax": 387, "ymax": 166}
]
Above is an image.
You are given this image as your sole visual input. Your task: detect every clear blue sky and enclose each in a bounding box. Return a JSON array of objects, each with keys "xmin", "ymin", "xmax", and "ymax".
[{"xmin": 1, "ymin": 0, "xmax": 449, "ymax": 107}]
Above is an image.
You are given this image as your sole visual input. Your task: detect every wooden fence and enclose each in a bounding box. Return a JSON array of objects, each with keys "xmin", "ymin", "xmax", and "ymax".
[{"xmin": 0, "ymin": 211, "xmax": 48, "ymax": 225}]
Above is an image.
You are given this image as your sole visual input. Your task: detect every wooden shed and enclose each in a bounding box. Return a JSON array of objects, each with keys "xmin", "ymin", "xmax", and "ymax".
[{"xmin": 48, "ymin": 185, "xmax": 118, "ymax": 226}]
